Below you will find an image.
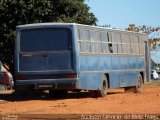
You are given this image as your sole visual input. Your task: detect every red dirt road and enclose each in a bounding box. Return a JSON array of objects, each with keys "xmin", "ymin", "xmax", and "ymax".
[{"xmin": 0, "ymin": 81, "xmax": 160, "ymax": 119}]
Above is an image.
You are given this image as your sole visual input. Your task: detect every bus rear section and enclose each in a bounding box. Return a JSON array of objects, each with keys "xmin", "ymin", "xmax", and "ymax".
[{"xmin": 14, "ymin": 23, "xmax": 79, "ymax": 92}]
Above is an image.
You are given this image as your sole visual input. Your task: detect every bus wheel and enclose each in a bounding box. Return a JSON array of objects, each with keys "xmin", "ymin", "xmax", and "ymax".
[
  {"xmin": 95, "ymin": 75, "xmax": 108, "ymax": 97},
  {"xmin": 134, "ymin": 74, "xmax": 143, "ymax": 93}
]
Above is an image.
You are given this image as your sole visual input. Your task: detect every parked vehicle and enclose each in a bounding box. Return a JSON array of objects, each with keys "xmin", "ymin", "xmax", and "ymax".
[
  {"xmin": 14, "ymin": 23, "xmax": 148, "ymax": 97},
  {"xmin": 151, "ymin": 69, "xmax": 159, "ymax": 80},
  {"xmin": 0, "ymin": 71, "xmax": 13, "ymax": 90}
]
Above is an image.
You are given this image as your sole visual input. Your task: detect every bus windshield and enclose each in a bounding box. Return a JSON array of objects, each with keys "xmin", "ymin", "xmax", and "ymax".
[{"xmin": 20, "ymin": 28, "xmax": 71, "ymax": 52}]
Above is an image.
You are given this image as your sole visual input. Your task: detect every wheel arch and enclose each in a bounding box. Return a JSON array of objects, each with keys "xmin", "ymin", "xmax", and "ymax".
[
  {"xmin": 105, "ymin": 73, "xmax": 110, "ymax": 88},
  {"xmin": 140, "ymin": 71, "xmax": 144, "ymax": 83}
]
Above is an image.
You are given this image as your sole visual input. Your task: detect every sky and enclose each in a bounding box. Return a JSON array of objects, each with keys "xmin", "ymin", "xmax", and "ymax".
[{"xmin": 86, "ymin": 0, "xmax": 160, "ymax": 29}]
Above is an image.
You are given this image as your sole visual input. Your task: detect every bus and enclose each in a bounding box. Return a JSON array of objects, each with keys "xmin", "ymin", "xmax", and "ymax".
[{"xmin": 14, "ymin": 23, "xmax": 148, "ymax": 97}]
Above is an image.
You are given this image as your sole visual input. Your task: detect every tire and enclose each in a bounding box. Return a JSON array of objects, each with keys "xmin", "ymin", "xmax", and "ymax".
[
  {"xmin": 94, "ymin": 75, "xmax": 108, "ymax": 97},
  {"xmin": 134, "ymin": 74, "xmax": 143, "ymax": 93},
  {"xmin": 124, "ymin": 74, "xmax": 143, "ymax": 93}
]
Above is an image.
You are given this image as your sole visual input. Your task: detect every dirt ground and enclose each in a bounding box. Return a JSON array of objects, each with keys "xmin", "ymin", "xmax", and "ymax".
[{"xmin": 0, "ymin": 81, "xmax": 160, "ymax": 119}]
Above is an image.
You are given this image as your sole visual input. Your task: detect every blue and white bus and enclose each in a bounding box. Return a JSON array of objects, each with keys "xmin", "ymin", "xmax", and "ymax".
[{"xmin": 14, "ymin": 23, "xmax": 148, "ymax": 97}]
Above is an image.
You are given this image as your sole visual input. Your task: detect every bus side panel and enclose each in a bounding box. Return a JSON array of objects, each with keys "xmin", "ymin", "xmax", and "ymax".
[
  {"xmin": 122, "ymin": 71, "xmax": 138, "ymax": 87},
  {"xmin": 78, "ymin": 55, "xmax": 124, "ymax": 90},
  {"xmin": 79, "ymin": 55, "xmax": 112, "ymax": 71},
  {"xmin": 78, "ymin": 55, "xmax": 112, "ymax": 90},
  {"xmin": 128, "ymin": 57, "xmax": 137, "ymax": 69},
  {"xmin": 119, "ymin": 56, "xmax": 129, "ymax": 70},
  {"xmin": 110, "ymin": 56, "xmax": 121, "ymax": 70},
  {"xmin": 109, "ymin": 71, "xmax": 138, "ymax": 88},
  {"xmin": 137, "ymin": 58, "xmax": 145, "ymax": 69},
  {"xmin": 79, "ymin": 73, "xmax": 104, "ymax": 90},
  {"xmin": 109, "ymin": 72, "xmax": 122, "ymax": 88},
  {"xmin": 121, "ymin": 57, "xmax": 145, "ymax": 87},
  {"xmin": 78, "ymin": 55, "xmax": 144, "ymax": 90},
  {"xmin": 120, "ymin": 56, "xmax": 137, "ymax": 87}
]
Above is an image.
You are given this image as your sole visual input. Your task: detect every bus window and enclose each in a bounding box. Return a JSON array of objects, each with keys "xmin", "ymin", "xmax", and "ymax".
[
  {"xmin": 79, "ymin": 41, "xmax": 86, "ymax": 53},
  {"xmin": 116, "ymin": 33, "xmax": 123, "ymax": 54},
  {"xmin": 85, "ymin": 30, "xmax": 91, "ymax": 53},
  {"xmin": 90, "ymin": 30, "xmax": 97, "ymax": 53},
  {"xmin": 78, "ymin": 29, "xmax": 86, "ymax": 53},
  {"xmin": 107, "ymin": 32, "xmax": 113, "ymax": 53},
  {"xmin": 101, "ymin": 31, "xmax": 109, "ymax": 53},
  {"xmin": 97, "ymin": 31, "xmax": 103, "ymax": 53},
  {"xmin": 139, "ymin": 36, "xmax": 145, "ymax": 55},
  {"xmin": 135, "ymin": 36, "xmax": 140, "ymax": 54},
  {"xmin": 90, "ymin": 30, "xmax": 96, "ymax": 41},
  {"xmin": 130, "ymin": 34, "xmax": 135, "ymax": 54},
  {"xmin": 111, "ymin": 32, "xmax": 118, "ymax": 53},
  {"xmin": 121, "ymin": 34, "xmax": 128, "ymax": 54},
  {"xmin": 125, "ymin": 35, "xmax": 131, "ymax": 54},
  {"xmin": 91, "ymin": 42, "xmax": 97, "ymax": 53},
  {"xmin": 20, "ymin": 28, "xmax": 71, "ymax": 52}
]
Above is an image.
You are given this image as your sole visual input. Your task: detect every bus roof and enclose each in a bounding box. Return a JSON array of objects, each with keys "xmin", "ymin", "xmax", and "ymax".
[
  {"xmin": 16, "ymin": 23, "xmax": 76, "ymax": 28},
  {"xmin": 16, "ymin": 23, "xmax": 147, "ymax": 35}
]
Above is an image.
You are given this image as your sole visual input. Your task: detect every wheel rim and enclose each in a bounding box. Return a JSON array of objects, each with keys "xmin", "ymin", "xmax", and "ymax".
[
  {"xmin": 102, "ymin": 78, "xmax": 108, "ymax": 94},
  {"xmin": 137, "ymin": 76, "xmax": 142, "ymax": 89}
]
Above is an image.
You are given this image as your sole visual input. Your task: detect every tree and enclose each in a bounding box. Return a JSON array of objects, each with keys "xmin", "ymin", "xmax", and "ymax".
[
  {"xmin": 0, "ymin": 0, "xmax": 97, "ymax": 73},
  {"xmin": 125, "ymin": 24, "xmax": 160, "ymax": 34}
]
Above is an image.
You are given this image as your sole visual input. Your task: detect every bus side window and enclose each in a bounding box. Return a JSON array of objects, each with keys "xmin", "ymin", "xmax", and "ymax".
[
  {"xmin": 90, "ymin": 30, "xmax": 97, "ymax": 53},
  {"xmin": 121, "ymin": 34, "xmax": 128, "ymax": 54},
  {"xmin": 78, "ymin": 29, "xmax": 86, "ymax": 53},
  {"xmin": 126, "ymin": 34, "xmax": 131, "ymax": 54},
  {"xmin": 107, "ymin": 32, "xmax": 113, "ymax": 53},
  {"xmin": 130, "ymin": 35, "xmax": 140, "ymax": 55},
  {"xmin": 101, "ymin": 31, "xmax": 109, "ymax": 53},
  {"xmin": 116, "ymin": 33, "xmax": 123, "ymax": 54},
  {"xmin": 85, "ymin": 30, "xmax": 91, "ymax": 53},
  {"xmin": 130, "ymin": 34, "xmax": 135, "ymax": 54},
  {"xmin": 97, "ymin": 31, "xmax": 103, "ymax": 53},
  {"xmin": 135, "ymin": 36, "xmax": 140, "ymax": 54},
  {"xmin": 139, "ymin": 35, "xmax": 145, "ymax": 55}
]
